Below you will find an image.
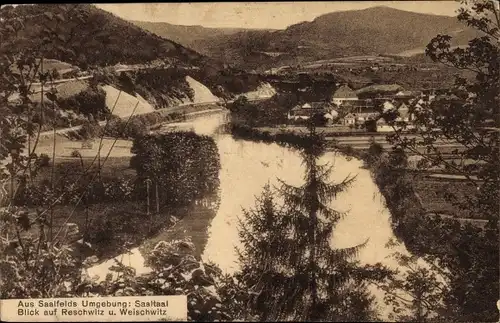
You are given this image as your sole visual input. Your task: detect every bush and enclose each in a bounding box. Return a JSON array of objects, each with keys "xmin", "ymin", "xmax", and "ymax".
[
  {"xmin": 79, "ymin": 121, "xmax": 102, "ymax": 139},
  {"xmin": 70, "ymin": 150, "xmax": 81, "ymax": 158},
  {"xmin": 57, "ymin": 86, "xmax": 109, "ymax": 120},
  {"xmin": 38, "ymin": 153, "xmax": 50, "ymax": 167},
  {"xmin": 103, "ymin": 117, "xmax": 148, "ymax": 139}
]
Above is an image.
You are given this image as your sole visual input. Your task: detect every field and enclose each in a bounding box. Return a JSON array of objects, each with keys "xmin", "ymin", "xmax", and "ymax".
[
  {"xmin": 255, "ymin": 126, "xmax": 465, "ymax": 154},
  {"xmin": 412, "ymin": 175, "xmax": 484, "ymax": 220},
  {"xmin": 256, "ymin": 126, "xmax": 365, "ymax": 135},
  {"xmin": 32, "ymin": 134, "xmax": 134, "ymax": 159}
]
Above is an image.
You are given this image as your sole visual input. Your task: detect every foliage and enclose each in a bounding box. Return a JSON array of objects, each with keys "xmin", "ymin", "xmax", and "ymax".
[
  {"xmin": 0, "ymin": 4, "xmax": 206, "ymax": 68},
  {"xmin": 104, "ymin": 117, "xmax": 148, "ymax": 140},
  {"xmin": 1, "ymin": 228, "xmax": 238, "ymax": 321},
  {"xmin": 0, "ymin": 5, "xmax": 226, "ymax": 317},
  {"xmin": 309, "ymin": 111, "xmax": 328, "ymax": 127},
  {"xmin": 80, "ymin": 239, "xmax": 238, "ymax": 321},
  {"xmin": 377, "ymin": 246, "xmax": 449, "ymax": 322},
  {"xmin": 70, "ymin": 150, "xmax": 81, "ymax": 158},
  {"xmin": 13, "ymin": 166, "xmax": 137, "ymax": 208},
  {"xmin": 0, "ymin": 207, "xmax": 83, "ymax": 298},
  {"xmin": 364, "ymin": 119, "xmax": 378, "ymax": 132},
  {"xmin": 130, "ymin": 132, "xmax": 221, "ymax": 207},
  {"xmin": 373, "ymin": 1, "xmax": 500, "ymax": 321},
  {"xmin": 128, "ymin": 69, "xmax": 195, "ymax": 109},
  {"xmin": 38, "ymin": 153, "xmax": 51, "ymax": 167},
  {"xmin": 74, "ymin": 120, "xmax": 102, "ymax": 140},
  {"xmin": 57, "ymin": 86, "xmax": 109, "ymax": 119},
  {"xmin": 229, "ymin": 123, "xmax": 324, "ymax": 151},
  {"xmin": 228, "ymin": 96, "xmax": 287, "ymax": 127},
  {"xmin": 234, "ymin": 126, "xmax": 389, "ymax": 321},
  {"xmin": 362, "ymin": 139, "xmax": 499, "ymax": 322}
]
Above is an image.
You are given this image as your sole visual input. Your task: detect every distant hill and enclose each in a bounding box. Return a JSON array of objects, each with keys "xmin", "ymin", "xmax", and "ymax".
[
  {"xmin": 184, "ymin": 6, "xmax": 478, "ymax": 69},
  {"xmin": 130, "ymin": 20, "xmax": 269, "ymax": 54},
  {"xmin": 0, "ymin": 4, "xmax": 215, "ymax": 69}
]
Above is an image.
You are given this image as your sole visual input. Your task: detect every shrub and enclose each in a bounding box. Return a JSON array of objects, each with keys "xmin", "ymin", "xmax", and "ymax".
[
  {"xmin": 57, "ymin": 86, "xmax": 109, "ymax": 120},
  {"xmin": 71, "ymin": 150, "xmax": 81, "ymax": 158},
  {"xmin": 79, "ymin": 121, "xmax": 102, "ymax": 139},
  {"xmin": 38, "ymin": 153, "xmax": 50, "ymax": 167}
]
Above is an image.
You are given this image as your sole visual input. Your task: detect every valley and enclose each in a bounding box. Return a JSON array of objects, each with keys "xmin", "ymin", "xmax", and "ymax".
[{"xmin": 0, "ymin": 3, "xmax": 498, "ymax": 323}]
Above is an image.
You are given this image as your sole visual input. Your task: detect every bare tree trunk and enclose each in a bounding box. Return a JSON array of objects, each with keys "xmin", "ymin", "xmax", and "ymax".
[
  {"xmin": 50, "ymin": 62, "xmax": 57, "ymax": 247},
  {"xmin": 146, "ymin": 179, "xmax": 150, "ymax": 216},
  {"xmin": 155, "ymin": 181, "xmax": 159, "ymax": 213}
]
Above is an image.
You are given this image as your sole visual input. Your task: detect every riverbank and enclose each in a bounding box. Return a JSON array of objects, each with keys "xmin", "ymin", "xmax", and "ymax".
[
  {"xmin": 228, "ymin": 124, "xmax": 490, "ymax": 255},
  {"xmin": 10, "ymin": 116, "xmax": 224, "ymax": 273}
]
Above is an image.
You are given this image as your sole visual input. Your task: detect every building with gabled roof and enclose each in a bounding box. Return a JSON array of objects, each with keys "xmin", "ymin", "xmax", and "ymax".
[
  {"xmin": 288, "ymin": 102, "xmax": 338, "ymax": 122},
  {"xmin": 342, "ymin": 113, "xmax": 356, "ymax": 126},
  {"xmin": 395, "ymin": 102, "xmax": 411, "ymax": 122},
  {"xmin": 331, "ymin": 84, "xmax": 358, "ymax": 105}
]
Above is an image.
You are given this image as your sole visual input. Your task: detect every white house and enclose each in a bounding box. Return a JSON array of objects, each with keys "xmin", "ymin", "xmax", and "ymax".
[
  {"xmin": 355, "ymin": 112, "xmax": 379, "ymax": 124},
  {"xmin": 343, "ymin": 113, "xmax": 356, "ymax": 126},
  {"xmin": 288, "ymin": 102, "xmax": 337, "ymax": 122},
  {"xmin": 395, "ymin": 102, "xmax": 411, "ymax": 122},
  {"xmin": 382, "ymin": 100, "xmax": 396, "ymax": 112},
  {"xmin": 331, "ymin": 85, "xmax": 358, "ymax": 106}
]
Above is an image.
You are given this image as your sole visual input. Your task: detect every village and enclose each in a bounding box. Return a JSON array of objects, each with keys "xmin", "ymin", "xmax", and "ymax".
[{"xmin": 286, "ymin": 83, "xmax": 466, "ymax": 132}]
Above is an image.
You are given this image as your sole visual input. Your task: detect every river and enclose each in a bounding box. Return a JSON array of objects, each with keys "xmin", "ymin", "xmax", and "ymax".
[
  {"xmin": 88, "ymin": 111, "xmax": 431, "ymax": 319},
  {"xmin": 172, "ymin": 112, "xmax": 417, "ymax": 319}
]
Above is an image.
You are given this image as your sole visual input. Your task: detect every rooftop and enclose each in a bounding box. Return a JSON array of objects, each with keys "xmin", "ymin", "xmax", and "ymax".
[{"xmin": 332, "ymin": 85, "xmax": 357, "ymax": 99}]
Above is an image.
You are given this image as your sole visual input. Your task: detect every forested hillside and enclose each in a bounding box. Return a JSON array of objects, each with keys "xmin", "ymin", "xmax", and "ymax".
[
  {"xmin": 0, "ymin": 4, "xmax": 212, "ymax": 69},
  {"xmin": 187, "ymin": 6, "xmax": 478, "ymax": 69}
]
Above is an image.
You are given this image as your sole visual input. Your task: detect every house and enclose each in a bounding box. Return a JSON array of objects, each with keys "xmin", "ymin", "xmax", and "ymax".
[
  {"xmin": 337, "ymin": 99, "xmax": 376, "ymax": 114},
  {"xmin": 341, "ymin": 111, "xmax": 379, "ymax": 126},
  {"xmin": 376, "ymin": 101, "xmax": 417, "ymax": 132},
  {"xmin": 288, "ymin": 102, "xmax": 337, "ymax": 122},
  {"xmin": 288, "ymin": 105, "xmax": 311, "ymax": 120},
  {"xmin": 343, "ymin": 113, "xmax": 356, "ymax": 126},
  {"xmin": 382, "ymin": 100, "xmax": 396, "ymax": 112},
  {"xmin": 376, "ymin": 117, "xmax": 388, "ymax": 126},
  {"xmin": 355, "ymin": 112, "xmax": 379, "ymax": 124},
  {"xmin": 395, "ymin": 102, "xmax": 411, "ymax": 122},
  {"xmin": 331, "ymin": 84, "xmax": 358, "ymax": 105}
]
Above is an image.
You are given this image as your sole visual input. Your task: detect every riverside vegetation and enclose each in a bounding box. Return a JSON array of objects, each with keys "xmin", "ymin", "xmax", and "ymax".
[
  {"xmin": 225, "ymin": 2, "xmax": 499, "ymax": 319},
  {"xmin": 1, "ymin": 2, "xmax": 499, "ymax": 322}
]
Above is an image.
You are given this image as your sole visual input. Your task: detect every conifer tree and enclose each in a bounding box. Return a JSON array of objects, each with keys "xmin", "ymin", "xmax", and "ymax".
[{"xmin": 236, "ymin": 123, "xmax": 380, "ymax": 321}]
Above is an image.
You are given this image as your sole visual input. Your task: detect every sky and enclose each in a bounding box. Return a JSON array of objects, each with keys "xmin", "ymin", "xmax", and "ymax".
[{"xmin": 95, "ymin": 1, "xmax": 462, "ymax": 30}]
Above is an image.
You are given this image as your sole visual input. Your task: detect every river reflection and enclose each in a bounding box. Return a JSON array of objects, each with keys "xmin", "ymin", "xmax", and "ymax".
[
  {"xmin": 88, "ymin": 112, "xmax": 434, "ymax": 320},
  {"xmin": 185, "ymin": 113, "xmax": 408, "ymax": 273},
  {"xmin": 189, "ymin": 113, "xmax": 423, "ymax": 319}
]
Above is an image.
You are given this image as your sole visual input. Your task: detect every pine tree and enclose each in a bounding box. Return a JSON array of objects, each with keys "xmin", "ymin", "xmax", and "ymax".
[{"xmin": 236, "ymin": 124, "xmax": 379, "ymax": 321}]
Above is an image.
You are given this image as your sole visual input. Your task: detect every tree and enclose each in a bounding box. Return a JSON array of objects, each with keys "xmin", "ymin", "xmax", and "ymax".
[
  {"xmin": 310, "ymin": 112, "xmax": 328, "ymax": 127},
  {"xmin": 51, "ymin": 67, "xmax": 60, "ymax": 80},
  {"xmin": 235, "ymin": 125, "xmax": 387, "ymax": 321},
  {"xmin": 380, "ymin": 1, "xmax": 499, "ymax": 320},
  {"xmin": 130, "ymin": 132, "xmax": 221, "ymax": 208},
  {"xmin": 364, "ymin": 119, "xmax": 377, "ymax": 132}
]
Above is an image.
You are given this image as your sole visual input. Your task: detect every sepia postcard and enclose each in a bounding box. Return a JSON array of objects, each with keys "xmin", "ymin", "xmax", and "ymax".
[{"xmin": 0, "ymin": 1, "xmax": 498, "ymax": 322}]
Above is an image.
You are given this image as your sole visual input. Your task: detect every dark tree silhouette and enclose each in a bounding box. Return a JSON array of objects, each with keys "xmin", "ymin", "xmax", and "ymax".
[{"xmin": 236, "ymin": 124, "xmax": 387, "ymax": 321}]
